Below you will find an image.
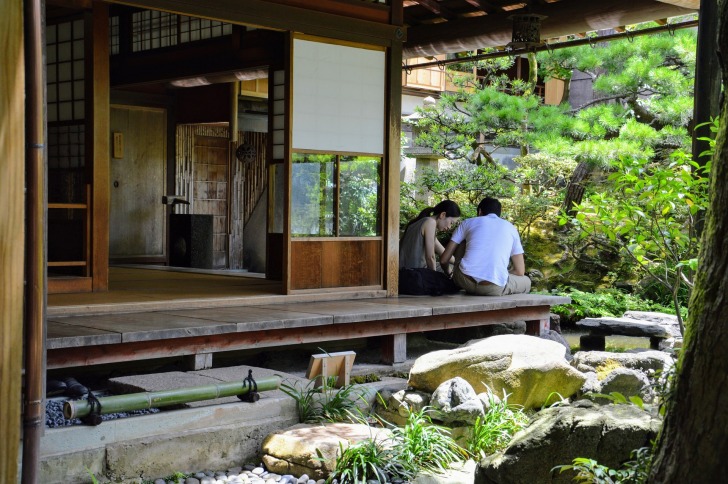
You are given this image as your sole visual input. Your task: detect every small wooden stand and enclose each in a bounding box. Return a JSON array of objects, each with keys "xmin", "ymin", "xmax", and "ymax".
[{"xmin": 306, "ymin": 350, "xmax": 356, "ymax": 388}]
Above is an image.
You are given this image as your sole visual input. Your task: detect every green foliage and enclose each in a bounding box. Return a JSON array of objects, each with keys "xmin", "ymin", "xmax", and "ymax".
[
  {"xmin": 585, "ymin": 391, "xmax": 645, "ymax": 409},
  {"xmin": 390, "ymin": 406, "xmax": 467, "ymax": 475},
  {"xmin": 279, "ymin": 377, "xmax": 364, "ymax": 424},
  {"xmin": 561, "ymin": 148, "xmax": 709, "ymax": 332},
  {"xmin": 550, "ymin": 287, "xmax": 686, "ymax": 325},
  {"xmin": 328, "ymin": 406, "xmax": 465, "ymax": 483},
  {"xmin": 85, "ymin": 467, "xmax": 99, "ymax": 484},
  {"xmin": 552, "ymin": 445, "xmax": 654, "ymax": 484},
  {"xmin": 462, "ymin": 392, "xmax": 529, "ymax": 459},
  {"xmin": 327, "ymin": 438, "xmax": 406, "ymax": 484}
]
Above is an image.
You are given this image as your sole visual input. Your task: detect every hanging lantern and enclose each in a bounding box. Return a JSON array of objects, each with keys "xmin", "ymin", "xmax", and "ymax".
[{"xmin": 508, "ymin": 13, "xmax": 547, "ymax": 50}]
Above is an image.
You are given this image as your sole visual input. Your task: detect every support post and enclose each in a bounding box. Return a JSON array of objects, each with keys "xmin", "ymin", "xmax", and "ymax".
[
  {"xmin": 186, "ymin": 353, "xmax": 213, "ymax": 370},
  {"xmin": 381, "ymin": 333, "xmax": 407, "ymax": 364},
  {"xmin": 525, "ymin": 318, "xmax": 550, "ymax": 336}
]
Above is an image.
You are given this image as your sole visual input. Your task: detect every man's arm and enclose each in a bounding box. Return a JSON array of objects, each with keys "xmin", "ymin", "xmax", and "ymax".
[
  {"xmin": 440, "ymin": 240, "xmax": 459, "ymax": 275},
  {"xmin": 510, "ymin": 253, "xmax": 525, "ymax": 276}
]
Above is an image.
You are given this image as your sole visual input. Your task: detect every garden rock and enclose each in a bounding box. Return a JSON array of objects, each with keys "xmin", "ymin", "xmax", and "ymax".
[
  {"xmin": 539, "ymin": 329, "xmax": 572, "ymax": 361},
  {"xmin": 408, "ymin": 335, "xmax": 586, "ymax": 410},
  {"xmin": 572, "ymin": 350, "xmax": 674, "ymax": 375},
  {"xmin": 261, "ymin": 423, "xmax": 392, "ymax": 480},
  {"xmin": 430, "ymin": 377, "xmax": 484, "ymax": 425},
  {"xmin": 600, "ymin": 367, "xmax": 650, "ymax": 400},
  {"xmin": 374, "ymin": 389, "xmax": 430, "ymax": 426},
  {"xmin": 476, "ymin": 400, "xmax": 661, "ymax": 484}
]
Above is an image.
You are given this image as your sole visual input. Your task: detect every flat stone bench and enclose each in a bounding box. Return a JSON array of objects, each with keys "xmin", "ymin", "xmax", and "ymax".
[
  {"xmin": 46, "ymin": 293, "xmax": 570, "ymax": 370},
  {"xmin": 576, "ymin": 317, "xmax": 672, "ymax": 351}
]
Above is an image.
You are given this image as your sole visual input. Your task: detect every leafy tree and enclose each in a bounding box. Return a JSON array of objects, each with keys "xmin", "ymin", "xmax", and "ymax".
[{"xmin": 412, "ymin": 23, "xmax": 697, "ymax": 214}]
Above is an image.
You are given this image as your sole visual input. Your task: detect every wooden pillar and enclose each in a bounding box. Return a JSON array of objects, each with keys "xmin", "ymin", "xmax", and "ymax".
[
  {"xmin": 1, "ymin": 1, "xmax": 25, "ymax": 481},
  {"xmin": 381, "ymin": 333, "xmax": 407, "ymax": 364},
  {"xmin": 692, "ymin": 0, "xmax": 721, "ymax": 168},
  {"xmin": 89, "ymin": 4, "xmax": 110, "ymax": 290},
  {"xmin": 525, "ymin": 317, "xmax": 550, "ymax": 336},
  {"xmin": 385, "ymin": 5, "xmax": 404, "ymax": 296}
]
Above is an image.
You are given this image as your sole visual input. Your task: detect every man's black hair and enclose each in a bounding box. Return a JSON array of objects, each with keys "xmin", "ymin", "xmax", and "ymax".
[{"xmin": 478, "ymin": 197, "xmax": 501, "ymax": 217}]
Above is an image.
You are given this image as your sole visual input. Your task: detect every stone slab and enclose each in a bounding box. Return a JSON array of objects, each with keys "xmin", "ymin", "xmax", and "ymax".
[{"xmin": 576, "ymin": 317, "xmax": 671, "ymax": 338}]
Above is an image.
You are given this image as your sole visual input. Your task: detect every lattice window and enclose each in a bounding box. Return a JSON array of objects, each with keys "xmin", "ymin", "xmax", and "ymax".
[
  {"xmin": 132, "ymin": 10, "xmax": 178, "ymax": 51},
  {"xmin": 110, "ymin": 15, "xmax": 120, "ymax": 55},
  {"xmin": 126, "ymin": 10, "xmax": 233, "ymax": 53},
  {"xmin": 46, "ymin": 19, "xmax": 85, "ymax": 123},
  {"xmin": 48, "ymin": 124, "xmax": 85, "ymax": 170},
  {"xmin": 179, "ymin": 16, "xmax": 232, "ymax": 43}
]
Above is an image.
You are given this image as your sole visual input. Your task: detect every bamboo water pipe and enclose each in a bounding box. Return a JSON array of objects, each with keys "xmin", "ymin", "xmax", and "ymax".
[{"xmin": 64, "ymin": 375, "xmax": 281, "ymax": 421}]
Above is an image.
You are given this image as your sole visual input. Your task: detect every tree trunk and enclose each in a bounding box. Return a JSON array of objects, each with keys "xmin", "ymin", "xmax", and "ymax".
[
  {"xmin": 562, "ymin": 161, "xmax": 592, "ymax": 217},
  {"xmin": 648, "ymin": 2, "xmax": 728, "ymax": 480}
]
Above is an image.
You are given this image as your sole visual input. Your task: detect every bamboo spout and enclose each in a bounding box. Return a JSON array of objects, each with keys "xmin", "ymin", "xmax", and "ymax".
[{"xmin": 64, "ymin": 376, "xmax": 281, "ymax": 420}]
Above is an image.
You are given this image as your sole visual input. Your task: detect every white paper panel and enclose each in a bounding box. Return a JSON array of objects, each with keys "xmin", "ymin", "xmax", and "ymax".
[{"xmin": 292, "ymin": 39, "xmax": 385, "ymax": 154}]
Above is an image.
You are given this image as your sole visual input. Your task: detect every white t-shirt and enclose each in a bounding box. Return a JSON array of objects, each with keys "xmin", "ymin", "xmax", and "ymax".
[{"xmin": 450, "ymin": 214, "xmax": 524, "ymax": 287}]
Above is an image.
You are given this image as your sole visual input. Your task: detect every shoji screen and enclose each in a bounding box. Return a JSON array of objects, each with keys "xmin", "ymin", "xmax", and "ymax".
[{"xmin": 292, "ymin": 38, "xmax": 385, "ymax": 155}]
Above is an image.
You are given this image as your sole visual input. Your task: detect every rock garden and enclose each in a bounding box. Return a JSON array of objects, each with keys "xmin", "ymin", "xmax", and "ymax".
[{"xmin": 243, "ymin": 311, "xmax": 678, "ymax": 484}]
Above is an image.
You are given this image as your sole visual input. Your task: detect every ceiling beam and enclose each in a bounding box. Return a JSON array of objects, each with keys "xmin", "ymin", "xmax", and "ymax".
[
  {"xmin": 404, "ymin": 0, "xmax": 697, "ymax": 57},
  {"xmin": 416, "ymin": 0, "xmax": 457, "ymax": 20},
  {"xmin": 463, "ymin": 0, "xmax": 503, "ymax": 14}
]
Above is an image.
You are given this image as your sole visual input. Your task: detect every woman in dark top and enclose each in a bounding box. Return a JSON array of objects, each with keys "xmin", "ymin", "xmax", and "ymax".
[{"xmin": 399, "ymin": 200, "xmax": 461, "ymax": 272}]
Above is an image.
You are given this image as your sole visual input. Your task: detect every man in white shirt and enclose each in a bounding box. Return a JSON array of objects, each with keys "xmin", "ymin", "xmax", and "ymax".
[{"xmin": 440, "ymin": 197, "xmax": 531, "ymax": 296}]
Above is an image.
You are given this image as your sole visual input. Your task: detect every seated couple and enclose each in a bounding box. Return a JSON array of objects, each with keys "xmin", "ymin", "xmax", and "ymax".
[{"xmin": 399, "ymin": 197, "xmax": 531, "ymax": 296}]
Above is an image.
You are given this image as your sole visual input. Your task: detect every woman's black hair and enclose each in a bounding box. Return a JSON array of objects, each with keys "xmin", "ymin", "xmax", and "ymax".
[{"xmin": 404, "ymin": 199, "xmax": 461, "ymax": 232}]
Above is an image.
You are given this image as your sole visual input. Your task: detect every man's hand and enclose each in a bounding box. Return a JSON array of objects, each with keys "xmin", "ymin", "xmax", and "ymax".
[{"xmin": 440, "ymin": 240, "xmax": 459, "ymax": 276}]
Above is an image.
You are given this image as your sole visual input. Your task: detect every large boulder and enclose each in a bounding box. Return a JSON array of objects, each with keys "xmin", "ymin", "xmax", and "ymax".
[
  {"xmin": 261, "ymin": 423, "xmax": 391, "ymax": 479},
  {"xmin": 476, "ymin": 400, "xmax": 661, "ymax": 484},
  {"xmin": 408, "ymin": 335, "xmax": 586, "ymax": 410}
]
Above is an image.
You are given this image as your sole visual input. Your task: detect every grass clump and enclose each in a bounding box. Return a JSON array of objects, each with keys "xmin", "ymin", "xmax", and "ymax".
[
  {"xmin": 280, "ymin": 376, "xmax": 365, "ymax": 424},
  {"xmin": 462, "ymin": 392, "xmax": 529, "ymax": 459},
  {"xmin": 328, "ymin": 405, "xmax": 466, "ymax": 483}
]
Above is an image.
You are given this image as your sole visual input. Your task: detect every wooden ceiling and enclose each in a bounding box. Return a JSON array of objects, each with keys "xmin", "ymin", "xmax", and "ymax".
[{"xmin": 401, "ymin": 0, "xmax": 700, "ymax": 57}]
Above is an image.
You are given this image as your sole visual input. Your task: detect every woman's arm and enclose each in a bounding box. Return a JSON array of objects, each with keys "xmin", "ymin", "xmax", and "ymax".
[
  {"xmin": 422, "ymin": 218, "xmax": 437, "ymax": 270},
  {"xmin": 440, "ymin": 240, "xmax": 459, "ymax": 275}
]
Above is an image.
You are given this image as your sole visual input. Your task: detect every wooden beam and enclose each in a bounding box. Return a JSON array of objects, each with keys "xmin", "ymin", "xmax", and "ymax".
[
  {"xmin": 263, "ymin": 0, "xmax": 390, "ymax": 24},
  {"xmin": 464, "ymin": 0, "xmax": 503, "ymax": 13},
  {"xmin": 0, "ymin": 2, "xmax": 25, "ymax": 481},
  {"xmin": 110, "ymin": 31, "xmax": 283, "ymax": 87},
  {"xmin": 416, "ymin": 0, "xmax": 457, "ymax": 20},
  {"xmin": 46, "ymin": 306, "xmax": 551, "ymax": 368},
  {"xmin": 108, "ymin": 0, "xmax": 404, "ymax": 47},
  {"xmin": 90, "ymin": 4, "xmax": 110, "ymax": 290},
  {"xmin": 404, "ymin": 0, "xmax": 698, "ymax": 57}
]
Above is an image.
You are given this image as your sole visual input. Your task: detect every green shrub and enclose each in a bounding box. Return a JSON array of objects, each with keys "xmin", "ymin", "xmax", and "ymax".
[
  {"xmin": 552, "ymin": 445, "xmax": 653, "ymax": 484},
  {"xmin": 549, "ymin": 287, "xmax": 686, "ymax": 325}
]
